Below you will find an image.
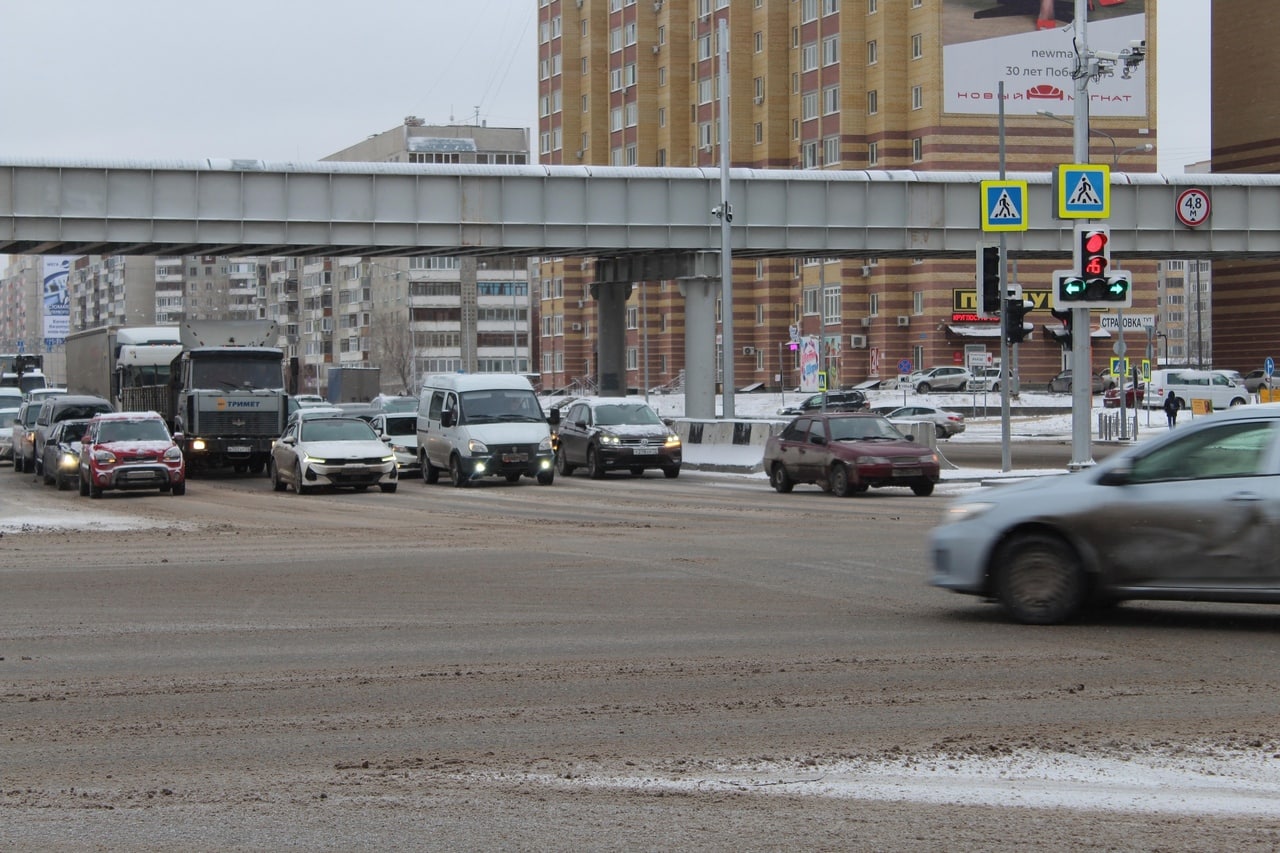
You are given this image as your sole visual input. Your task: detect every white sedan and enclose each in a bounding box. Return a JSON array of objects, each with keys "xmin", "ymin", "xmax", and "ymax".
[
  {"xmin": 884, "ymin": 405, "xmax": 966, "ymax": 439},
  {"xmin": 269, "ymin": 416, "xmax": 397, "ymax": 495}
]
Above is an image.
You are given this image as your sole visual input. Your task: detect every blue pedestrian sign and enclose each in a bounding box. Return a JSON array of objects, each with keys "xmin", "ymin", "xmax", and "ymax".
[
  {"xmin": 1056, "ymin": 163, "xmax": 1111, "ymax": 219},
  {"xmin": 981, "ymin": 180, "xmax": 1028, "ymax": 232}
]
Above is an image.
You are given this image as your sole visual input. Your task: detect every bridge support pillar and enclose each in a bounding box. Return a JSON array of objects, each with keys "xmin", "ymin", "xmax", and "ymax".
[
  {"xmin": 678, "ymin": 275, "xmax": 718, "ymax": 419},
  {"xmin": 590, "ymin": 281, "xmax": 632, "ymax": 396}
]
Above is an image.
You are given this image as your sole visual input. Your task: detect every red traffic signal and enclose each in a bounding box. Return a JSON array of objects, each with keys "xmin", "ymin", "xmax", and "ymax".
[{"xmin": 1079, "ymin": 227, "xmax": 1110, "ymax": 280}]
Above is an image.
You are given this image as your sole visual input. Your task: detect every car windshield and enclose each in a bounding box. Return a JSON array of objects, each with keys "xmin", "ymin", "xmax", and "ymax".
[
  {"xmin": 828, "ymin": 417, "xmax": 904, "ymax": 441},
  {"xmin": 459, "ymin": 390, "xmax": 543, "ymax": 423},
  {"xmin": 300, "ymin": 419, "xmax": 378, "ymax": 443},
  {"xmin": 593, "ymin": 403, "xmax": 662, "ymax": 426},
  {"xmin": 96, "ymin": 419, "xmax": 169, "ymax": 443}
]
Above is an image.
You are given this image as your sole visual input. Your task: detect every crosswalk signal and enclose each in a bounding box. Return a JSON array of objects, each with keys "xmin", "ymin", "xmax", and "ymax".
[
  {"xmin": 1003, "ymin": 298, "xmax": 1033, "ymax": 345},
  {"xmin": 977, "ymin": 245, "xmax": 1002, "ymax": 316},
  {"xmin": 1050, "ymin": 308, "xmax": 1073, "ymax": 349}
]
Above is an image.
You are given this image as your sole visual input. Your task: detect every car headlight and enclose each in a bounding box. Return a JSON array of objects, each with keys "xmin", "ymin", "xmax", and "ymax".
[
  {"xmin": 92, "ymin": 449, "xmax": 117, "ymax": 465},
  {"xmin": 665, "ymin": 433, "xmax": 681, "ymax": 447},
  {"xmin": 939, "ymin": 501, "xmax": 996, "ymax": 525},
  {"xmin": 921, "ymin": 453, "xmax": 939, "ymax": 465},
  {"xmin": 381, "ymin": 454, "xmax": 396, "ymax": 464},
  {"xmin": 598, "ymin": 432, "xmax": 621, "ymax": 445},
  {"xmin": 303, "ymin": 454, "xmax": 327, "ymax": 465},
  {"xmin": 467, "ymin": 438, "xmax": 489, "ymax": 455},
  {"xmin": 59, "ymin": 452, "xmax": 79, "ymax": 470},
  {"xmin": 163, "ymin": 446, "xmax": 183, "ymax": 462},
  {"xmin": 391, "ymin": 443, "xmax": 411, "ymax": 454},
  {"xmin": 538, "ymin": 435, "xmax": 554, "ymax": 452}
]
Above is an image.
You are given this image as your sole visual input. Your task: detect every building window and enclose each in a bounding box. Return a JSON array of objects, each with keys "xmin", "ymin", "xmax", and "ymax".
[
  {"xmin": 868, "ymin": 0, "xmax": 877, "ymax": 13},
  {"xmin": 581, "ymin": 56, "xmax": 588, "ymax": 75},
  {"xmin": 698, "ymin": 34, "xmax": 712, "ymax": 60},
  {"xmin": 610, "ymin": 27, "xmax": 623, "ymax": 52},
  {"xmin": 823, "ymin": 135, "xmax": 840, "ymax": 166},
  {"xmin": 802, "ymin": 42, "xmax": 818, "ymax": 72},
  {"xmin": 801, "ymin": 0, "xmax": 818, "ymax": 23},
  {"xmin": 912, "ymin": 137, "xmax": 923, "ymax": 161},
  {"xmin": 611, "ymin": 107, "xmax": 624, "ymax": 131},
  {"xmin": 914, "ymin": 291, "xmax": 924, "ymax": 314},
  {"xmin": 754, "ymin": 122, "xmax": 763, "ymax": 144},
  {"xmin": 867, "ymin": 89, "xmax": 878, "ymax": 114},
  {"xmin": 625, "ymin": 144, "xmax": 637, "ymax": 166},
  {"xmin": 912, "ymin": 85, "xmax": 923, "ymax": 110},
  {"xmin": 624, "ymin": 63, "xmax": 636, "ymax": 87},
  {"xmin": 699, "ymin": 77, "xmax": 714, "ymax": 104},
  {"xmin": 803, "ymin": 287, "xmax": 820, "ymax": 315},
  {"xmin": 867, "ymin": 40, "xmax": 877, "ymax": 65},
  {"xmin": 912, "ymin": 33, "xmax": 923, "ymax": 60},
  {"xmin": 754, "ymin": 31, "xmax": 763, "ymax": 53},
  {"xmin": 582, "ymin": 94, "xmax": 589, "ymax": 112},
  {"xmin": 823, "ymin": 0, "xmax": 839, "ymax": 12},
  {"xmin": 867, "ymin": 141, "xmax": 878, "ymax": 166},
  {"xmin": 658, "ymin": 107, "xmax": 666, "ymax": 127},
  {"xmin": 869, "ymin": 292, "xmax": 880, "ymax": 316},
  {"xmin": 624, "ymin": 21, "xmax": 637, "ymax": 46},
  {"xmin": 823, "ymin": 85, "xmax": 839, "ymax": 115},
  {"xmin": 823, "ymin": 35, "xmax": 839, "ymax": 66},
  {"xmin": 610, "ymin": 68, "xmax": 623, "ymax": 90},
  {"xmin": 823, "ymin": 285, "xmax": 841, "ymax": 325},
  {"xmin": 802, "ymin": 91, "xmax": 819, "ymax": 120},
  {"xmin": 656, "ymin": 148, "xmax": 666, "ymax": 166},
  {"xmin": 658, "ymin": 66, "xmax": 666, "ymax": 86},
  {"xmin": 801, "ymin": 141, "xmax": 819, "ymax": 169}
]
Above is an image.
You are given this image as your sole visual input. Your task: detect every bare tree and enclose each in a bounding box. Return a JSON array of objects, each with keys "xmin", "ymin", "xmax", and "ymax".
[{"xmin": 369, "ymin": 309, "xmax": 414, "ymax": 394}]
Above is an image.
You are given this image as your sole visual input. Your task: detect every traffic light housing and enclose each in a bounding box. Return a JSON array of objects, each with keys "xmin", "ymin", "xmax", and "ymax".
[
  {"xmin": 1004, "ymin": 298, "xmax": 1033, "ymax": 345},
  {"xmin": 978, "ymin": 245, "xmax": 1002, "ymax": 316},
  {"xmin": 1052, "ymin": 225, "xmax": 1133, "ymax": 308},
  {"xmin": 1050, "ymin": 308, "xmax": 1073, "ymax": 349}
]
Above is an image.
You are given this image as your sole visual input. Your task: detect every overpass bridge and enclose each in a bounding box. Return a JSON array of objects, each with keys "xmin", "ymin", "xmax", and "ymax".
[{"xmin": 5, "ymin": 158, "xmax": 1279, "ymax": 411}]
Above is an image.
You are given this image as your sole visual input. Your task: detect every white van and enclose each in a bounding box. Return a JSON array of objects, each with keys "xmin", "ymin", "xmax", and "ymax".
[
  {"xmin": 1146, "ymin": 368, "xmax": 1250, "ymax": 411},
  {"xmin": 416, "ymin": 373, "xmax": 556, "ymax": 486}
]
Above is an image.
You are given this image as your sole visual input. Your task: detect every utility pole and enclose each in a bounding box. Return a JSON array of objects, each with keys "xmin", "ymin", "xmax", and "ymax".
[{"xmin": 1069, "ymin": 0, "xmax": 1093, "ymax": 470}]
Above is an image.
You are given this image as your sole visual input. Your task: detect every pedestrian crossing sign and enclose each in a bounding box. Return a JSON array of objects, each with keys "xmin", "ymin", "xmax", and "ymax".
[
  {"xmin": 1056, "ymin": 164, "xmax": 1111, "ymax": 219},
  {"xmin": 980, "ymin": 180, "xmax": 1029, "ymax": 232}
]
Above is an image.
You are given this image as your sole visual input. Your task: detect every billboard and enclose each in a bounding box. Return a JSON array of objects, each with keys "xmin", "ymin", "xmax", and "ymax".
[
  {"xmin": 943, "ymin": 1, "xmax": 1147, "ymax": 118},
  {"xmin": 42, "ymin": 256, "xmax": 71, "ymax": 347}
]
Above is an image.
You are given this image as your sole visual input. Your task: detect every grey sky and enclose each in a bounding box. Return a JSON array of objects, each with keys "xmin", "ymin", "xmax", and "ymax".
[{"xmin": 0, "ymin": 0, "xmax": 1206, "ymax": 169}]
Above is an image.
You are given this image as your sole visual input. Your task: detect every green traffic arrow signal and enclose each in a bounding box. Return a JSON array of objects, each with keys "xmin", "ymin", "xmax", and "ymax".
[
  {"xmin": 1107, "ymin": 275, "xmax": 1130, "ymax": 298},
  {"xmin": 1059, "ymin": 276, "xmax": 1086, "ymax": 298}
]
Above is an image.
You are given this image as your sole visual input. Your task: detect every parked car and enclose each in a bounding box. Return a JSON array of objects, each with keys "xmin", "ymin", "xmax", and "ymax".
[
  {"xmin": 269, "ymin": 415, "xmax": 397, "ymax": 495},
  {"xmin": 0, "ymin": 391, "xmax": 21, "ymax": 461},
  {"xmin": 969, "ymin": 367, "xmax": 1004, "ymax": 392},
  {"xmin": 1102, "ymin": 383, "xmax": 1145, "ymax": 408},
  {"xmin": 1243, "ymin": 369, "xmax": 1269, "ymax": 394},
  {"xmin": 1144, "ymin": 369, "xmax": 1250, "ymax": 411},
  {"xmin": 34, "ymin": 394, "xmax": 114, "ymax": 479},
  {"xmin": 911, "ymin": 366, "xmax": 973, "ymax": 393},
  {"xmin": 78, "ymin": 412, "xmax": 186, "ymax": 498},
  {"xmin": 12, "ymin": 399, "xmax": 42, "ymax": 473},
  {"xmin": 555, "ymin": 397, "xmax": 682, "ymax": 479},
  {"xmin": 1046, "ymin": 369, "xmax": 1113, "ymax": 394},
  {"xmin": 884, "ymin": 404, "xmax": 966, "ymax": 439},
  {"xmin": 777, "ymin": 389, "xmax": 867, "ymax": 416},
  {"xmin": 763, "ymin": 412, "xmax": 940, "ymax": 497},
  {"xmin": 369, "ymin": 412, "xmax": 420, "ymax": 476},
  {"xmin": 40, "ymin": 418, "xmax": 90, "ymax": 490},
  {"xmin": 932, "ymin": 403, "xmax": 1280, "ymax": 624}
]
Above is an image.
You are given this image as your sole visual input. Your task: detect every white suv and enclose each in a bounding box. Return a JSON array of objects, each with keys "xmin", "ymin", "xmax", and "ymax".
[{"xmin": 912, "ymin": 366, "xmax": 973, "ymax": 393}]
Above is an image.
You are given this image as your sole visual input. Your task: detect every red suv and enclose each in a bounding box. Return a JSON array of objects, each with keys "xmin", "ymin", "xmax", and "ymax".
[{"xmin": 79, "ymin": 412, "xmax": 186, "ymax": 498}]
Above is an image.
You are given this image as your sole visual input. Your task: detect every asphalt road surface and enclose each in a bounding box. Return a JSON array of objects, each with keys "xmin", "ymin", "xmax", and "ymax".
[{"xmin": 4, "ymin": 466, "xmax": 1280, "ymax": 850}]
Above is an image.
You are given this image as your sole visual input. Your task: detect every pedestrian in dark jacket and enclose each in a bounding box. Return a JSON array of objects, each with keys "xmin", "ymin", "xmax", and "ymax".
[{"xmin": 1163, "ymin": 390, "xmax": 1179, "ymax": 428}]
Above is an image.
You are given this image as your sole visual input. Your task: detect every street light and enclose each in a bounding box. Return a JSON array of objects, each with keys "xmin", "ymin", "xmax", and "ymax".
[{"xmin": 1035, "ymin": 110, "xmax": 1154, "ymax": 165}]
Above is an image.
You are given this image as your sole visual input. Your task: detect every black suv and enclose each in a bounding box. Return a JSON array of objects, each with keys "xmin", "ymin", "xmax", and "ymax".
[
  {"xmin": 778, "ymin": 390, "xmax": 867, "ymax": 417},
  {"xmin": 33, "ymin": 395, "xmax": 113, "ymax": 479}
]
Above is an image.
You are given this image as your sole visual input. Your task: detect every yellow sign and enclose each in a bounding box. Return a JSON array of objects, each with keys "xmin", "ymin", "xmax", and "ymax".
[
  {"xmin": 1109, "ymin": 357, "xmax": 1130, "ymax": 377},
  {"xmin": 1191, "ymin": 398, "xmax": 1213, "ymax": 415},
  {"xmin": 1141, "ymin": 359, "xmax": 1151, "ymax": 381},
  {"xmin": 818, "ymin": 370, "xmax": 828, "ymax": 392},
  {"xmin": 1056, "ymin": 164, "xmax": 1111, "ymax": 219},
  {"xmin": 981, "ymin": 180, "xmax": 1029, "ymax": 232}
]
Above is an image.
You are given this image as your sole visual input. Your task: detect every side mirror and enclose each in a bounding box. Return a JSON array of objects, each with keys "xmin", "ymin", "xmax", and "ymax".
[
  {"xmin": 1098, "ymin": 462, "xmax": 1133, "ymax": 486},
  {"xmin": 548, "ymin": 409, "xmax": 560, "ymax": 426},
  {"xmin": 441, "ymin": 409, "xmax": 457, "ymax": 428}
]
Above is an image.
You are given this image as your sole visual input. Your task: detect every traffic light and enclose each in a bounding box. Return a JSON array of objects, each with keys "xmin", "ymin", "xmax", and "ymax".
[
  {"xmin": 1004, "ymin": 298, "xmax": 1033, "ymax": 345},
  {"xmin": 1053, "ymin": 225, "xmax": 1133, "ymax": 308},
  {"xmin": 1050, "ymin": 308, "xmax": 1073, "ymax": 348},
  {"xmin": 977, "ymin": 245, "xmax": 1002, "ymax": 316}
]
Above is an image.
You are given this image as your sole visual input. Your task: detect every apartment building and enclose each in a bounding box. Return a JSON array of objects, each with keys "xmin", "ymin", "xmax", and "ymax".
[{"xmin": 536, "ymin": 0, "xmax": 1158, "ymax": 393}]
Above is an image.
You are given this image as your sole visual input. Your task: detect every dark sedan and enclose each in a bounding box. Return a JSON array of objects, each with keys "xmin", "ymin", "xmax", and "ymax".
[
  {"xmin": 554, "ymin": 397, "xmax": 682, "ymax": 479},
  {"xmin": 762, "ymin": 412, "xmax": 940, "ymax": 497},
  {"xmin": 777, "ymin": 389, "xmax": 867, "ymax": 417}
]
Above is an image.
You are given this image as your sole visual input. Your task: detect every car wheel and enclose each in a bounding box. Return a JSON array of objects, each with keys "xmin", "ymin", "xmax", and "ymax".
[
  {"xmin": 89, "ymin": 481, "xmax": 103, "ymax": 499},
  {"xmin": 769, "ymin": 463, "xmax": 793, "ymax": 494},
  {"xmin": 662, "ymin": 465, "xmax": 680, "ymax": 479},
  {"xmin": 380, "ymin": 483, "xmax": 398, "ymax": 493},
  {"xmin": 449, "ymin": 454, "xmax": 469, "ymax": 488},
  {"xmin": 917, "ymin": 382, "xmax": 931, "ymax": 393},
  {"xmin": 829, "ymin": 463, "xmax": 853, "ymax": 497},
  {"xmin": 42, "ymin": 462, "xmax": 54, "ymax": 486},
  {"xmin": 587, "ymin": 446, "xmax": 606, "ymax": 479},
  {"xmin": 422, "ymin": 452, "xmax": 440, "ymax": 484},
  {"xmin": 995, "ymin": 533, "xmax": 1087, "ymax": 625},
  {"xmin": 911, "ymin": 480, "xmax": 934, "ymax": 497},
  {"xmin": 55, "ymin": 470, "xmax": 69, "ymax": 491},
  {"xmin": 536, "ymin": 469, "xmax": 555, "ymax": 485},
  {"xmin": 293, "ymin": 462, "xmax": 310, "ymax": 495},
  {"xmin": 171, "ymin": 481, "xmax": 186, "ymax": 496},
  {"xmin": 270, "ymin": 459, "xmax": 287, "ymax": 492},
  {"xmin": 555, "ymin": 448, "xmax": 575, "ymax": 476},
  {"xmin": 1231, "ymin": 397, "xmax": 1247, "ymax": 407},
  {"xmin": 933, "ymin": 424, "xmax": 947, "ymax": 440},
  {"xmin": 79, "ymin": 472, "xmax": 89, "ymax": 496}
]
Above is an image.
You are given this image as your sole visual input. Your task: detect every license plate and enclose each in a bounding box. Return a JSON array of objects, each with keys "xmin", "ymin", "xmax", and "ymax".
[
  {"xmin": 631, "ymin": 447, "xmax": 658, "ymax": 455},
  {"xmin": 895, "ymin": 467, "xmax": 922, "ymax": 477},
  {"xmin": 229, "ymin": 446, "xmax": 251, "ymax": 454},
  {"xmin": 502, "ymin": 453, "xmax": 528, "ymax": 463}
]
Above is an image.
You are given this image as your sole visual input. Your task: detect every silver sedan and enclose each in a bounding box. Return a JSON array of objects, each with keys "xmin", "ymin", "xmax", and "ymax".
[{"xmin": 269, "ymin": 416, "xmax": 397, "ymax": 495}]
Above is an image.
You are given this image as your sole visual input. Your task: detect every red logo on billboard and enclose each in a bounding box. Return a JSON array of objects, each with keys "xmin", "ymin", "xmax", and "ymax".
[{"xmin": 1026, "ymin": 84, "xmax": 1065, "ymax": 101}]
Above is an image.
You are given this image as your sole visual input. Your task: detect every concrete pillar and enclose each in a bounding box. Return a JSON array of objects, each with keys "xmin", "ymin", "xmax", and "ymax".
[
  {"xmin": 679, "ymin": 276, "xmax": 718, "ymax": 419},
  {"xmin": 591, "ymin": 282, "xmax": 632, "ymax": 396}
]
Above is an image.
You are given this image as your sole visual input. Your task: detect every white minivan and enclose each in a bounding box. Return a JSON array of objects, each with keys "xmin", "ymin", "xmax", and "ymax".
[
  {"xmin": 416, "ymin": 373, "xmax": 556, "ymax": 486},
  {"xmin": 1145, "ymin": 368, "xmax": 1250, "ymax": 411}
]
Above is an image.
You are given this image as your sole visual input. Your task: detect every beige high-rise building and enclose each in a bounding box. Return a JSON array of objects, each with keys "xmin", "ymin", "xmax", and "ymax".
[{"xmin": 537, "ymin": 0, "xmax": 1158, "ymax": 393}]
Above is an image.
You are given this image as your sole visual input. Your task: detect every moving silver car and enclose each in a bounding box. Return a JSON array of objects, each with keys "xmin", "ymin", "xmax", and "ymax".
[{"xmin": 932, "ymin": 404, "xmax": 1280, "ymax": 624}]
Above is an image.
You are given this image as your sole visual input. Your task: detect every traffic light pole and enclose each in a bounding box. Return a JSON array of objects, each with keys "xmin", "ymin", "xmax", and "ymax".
[
  {"xmin": 997, "ymin": 82, "xmax": 1011, "ymax": 473},
  {"xmin": 1069, "ymin": 0, "xmax": 1094, "ymax": 470}
]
